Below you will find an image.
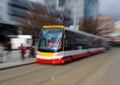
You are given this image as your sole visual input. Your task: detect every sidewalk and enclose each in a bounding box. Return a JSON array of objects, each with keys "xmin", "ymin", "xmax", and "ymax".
[{"xmin": 0, "ymin": 50, "xmax": 36, "ymax": 70}]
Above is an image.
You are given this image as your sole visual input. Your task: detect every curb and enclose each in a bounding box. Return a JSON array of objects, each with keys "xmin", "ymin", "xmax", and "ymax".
[{"xmin": 0, "ymin": 61, "xmax": 36, "ymax": 70}]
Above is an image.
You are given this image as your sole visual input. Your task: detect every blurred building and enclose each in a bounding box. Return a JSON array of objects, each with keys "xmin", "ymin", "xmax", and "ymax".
[
  {"xmin": 84, "ymin": 0, "xmax": 99, "ymax": 19},
  {"xmin": 44, "ymin": 0, "xmax": 84, "ymax": 26},
  {"xmin": 30, "ymin": 0, "xmax": 83, "ymax": 26},
  {"xmin": 29, "ymin": 0, "xmax": 99, "ymax": 27},
  {"xmin": 29, "ymin": 0, "xmax": 72, "ymax": 26},
  {"xmin": 44, "ymin": 0, "xmax": 72, "ymax": 26},
  {"xmin": 114, "ymin": 21, "xmax": 120, "ymax": 33},
  {"xmin": 97, "ymin": 15, "xmax": 120, "ymax": 44},
  {"xmin": 112, "ymin": 21, "xmax": 120, "ymax": 44},
  {"xmin": 64, "ymin": 0, "xmax": 84, "ymax": 27},
  {"xmin": 64, "ymin": 0, "xmax": 99, "ymax": 27},
  {"xmin": 0, "ymin": 0, "xmax": 30, "ymax": 43}
]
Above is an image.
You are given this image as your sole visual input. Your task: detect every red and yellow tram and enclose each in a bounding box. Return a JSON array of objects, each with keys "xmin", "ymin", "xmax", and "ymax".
[{"xmin": 36, "ymin": 25, "xmax": 106, "ymax": 64}]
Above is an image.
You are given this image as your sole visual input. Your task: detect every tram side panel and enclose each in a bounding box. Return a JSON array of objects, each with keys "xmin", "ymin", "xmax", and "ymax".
[
  {"xmin": 63, "ymin": 30, "xmax": 106, "ymax": 62},
  {"xmin": 63, "ymin": 30, "xmax": 90, "ymax": 61}
]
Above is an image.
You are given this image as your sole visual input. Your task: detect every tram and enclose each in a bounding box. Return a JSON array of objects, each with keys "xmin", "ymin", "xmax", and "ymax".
[{"xmin": 36, "ymin": 25, "xmax": 106, "ymax": 64}]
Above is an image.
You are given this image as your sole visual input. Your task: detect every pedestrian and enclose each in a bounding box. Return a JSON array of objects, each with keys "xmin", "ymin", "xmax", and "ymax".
[
  {"xmin": 6, "ymin": 41, "xmax": 12, "ymax": 57},
  {"xmin": 20, "ymin": 44, "xmax": 26, "ymax": 61},
  {"xmin": 29, "ymin": 45, "xmax": 35, "ymax": 58},
  {"xmin": 0, "ymin": 43, "xmax": 4, "ymax": 63}
]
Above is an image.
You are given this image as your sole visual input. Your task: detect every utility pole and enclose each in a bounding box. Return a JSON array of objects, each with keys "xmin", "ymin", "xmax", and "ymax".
[
  {"xmin": 56, "ymin": 0, "xmax": 59, "ymax": 10},
  {"xmin": 73, "ymin": 0, "xmax": 77, "ymax": 28}
]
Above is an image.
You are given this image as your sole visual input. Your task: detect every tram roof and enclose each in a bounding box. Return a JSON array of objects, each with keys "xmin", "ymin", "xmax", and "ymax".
[
  {"xmin": 65, "ymin": 28, "xmax": 103, "ymax": 39},
  {"xmin": 42, "ymin": 25, "xmax": 104, "ymax": 40}
]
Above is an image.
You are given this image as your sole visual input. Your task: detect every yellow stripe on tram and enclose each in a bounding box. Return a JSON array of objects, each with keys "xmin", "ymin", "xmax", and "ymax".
[
  {"xmin": 39, "ymin": 52, "xmax": 55, "ymax": 57},
  {"xmin": 42, "ymin": 25, "xmax": 64, "ymax": 29}
]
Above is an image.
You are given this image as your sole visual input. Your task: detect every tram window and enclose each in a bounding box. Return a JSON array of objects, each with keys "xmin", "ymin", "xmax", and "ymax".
[
  {"xmin": 64, "ymin": 31, "xmax": 78, "ymax": 50},
  {"xmin": 86, "ymin": 37, "xmax": 92, "ymax": 48},
  {"xmin": 90, "ymin": 37, "xmax": 97, "ymax": 48},
  {"xmin": 77, "ymin": 46, "xmax": 83, "ymax": 49},
  {"xmin": 64, "ymin": 33, "xmax": 72, "ymax": 50},
  {"xmin": 64, "ymin": 30, "xmax": 90, "ymax": 50},
  {"xmin": 98, "ymin": 39, "xmax": 103, "ymax": 47},
  {"xmin": 78, "ymin": 35, "xmax": 89, "ymax": 49}
]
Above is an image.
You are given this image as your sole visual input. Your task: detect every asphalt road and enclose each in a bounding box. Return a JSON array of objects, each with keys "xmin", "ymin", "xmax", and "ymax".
[{"xmin": 0, "ymin": 48, "xmax": 118, "ymax": 85}]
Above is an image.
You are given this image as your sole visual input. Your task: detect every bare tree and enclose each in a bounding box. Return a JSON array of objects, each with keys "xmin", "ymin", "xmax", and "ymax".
[
  {"xmin": 79, "ymin": 17, "xmax": 98, "ymax": 34},
  {"xmin": 18, "ymin": 2, "xmax": 61, "ymax": 44},
  {"xmin": 97, "ymin": 15, "xmax": 114, "ymax": 36}
]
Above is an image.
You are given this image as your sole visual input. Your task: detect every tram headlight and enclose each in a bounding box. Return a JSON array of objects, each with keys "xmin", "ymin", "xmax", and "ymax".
[{"xmin": 36, "ymin": 52, "xmax": 40, "ymax": 56}]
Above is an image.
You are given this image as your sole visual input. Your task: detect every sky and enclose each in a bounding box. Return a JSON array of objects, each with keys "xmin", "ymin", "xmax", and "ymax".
[{"xmin": 99, "ymin": 0, "xmax": 120, "ymax": 20}]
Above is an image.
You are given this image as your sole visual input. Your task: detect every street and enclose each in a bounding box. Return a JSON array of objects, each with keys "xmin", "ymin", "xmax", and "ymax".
[
  {"xmin": 0, "ymin": 48, "xmax": 120, "ymax": 85},
  {"xmin": 0, "ymin": 0, "xmax": 120, "ymax": 85}
]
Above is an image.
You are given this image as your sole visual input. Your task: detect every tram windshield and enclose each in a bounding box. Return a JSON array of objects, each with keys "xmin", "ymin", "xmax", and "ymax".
[{"xmin": 38, "ymin": 28, "xmax": 63, "ymax": 52}]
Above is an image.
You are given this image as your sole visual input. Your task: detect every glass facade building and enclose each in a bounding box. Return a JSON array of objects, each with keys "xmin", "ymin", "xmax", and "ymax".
[
  {"xmin": 0, "ymin": 0, "xmax": 30, "ymax": 43},
  {"xmin": 0, "ymin": 0, "xmax": 30, "ymax": 25}
]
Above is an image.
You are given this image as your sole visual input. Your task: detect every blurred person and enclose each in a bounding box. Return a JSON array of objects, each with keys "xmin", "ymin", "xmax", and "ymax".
[
  {"xmin": 20, "ymin": 44, "xmax": 27, "ymax": 61},
  {"xmin": 29, "ymin": 45, "xmax": 35, "ymax": 58},
  {"xmin": 0, "ymin": 43, "xmax": 4, "ymax": 63}
]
